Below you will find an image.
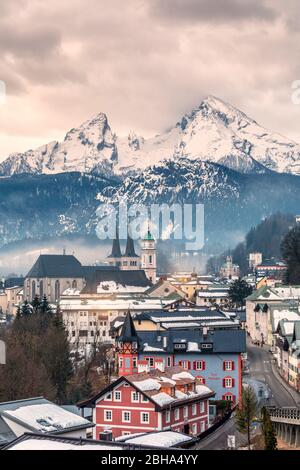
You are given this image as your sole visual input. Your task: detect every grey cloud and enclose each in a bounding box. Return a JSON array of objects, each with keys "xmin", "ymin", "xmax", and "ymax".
[{"xmin": 149, "ymin": 0, "xmax": 278, "ymax": 24}]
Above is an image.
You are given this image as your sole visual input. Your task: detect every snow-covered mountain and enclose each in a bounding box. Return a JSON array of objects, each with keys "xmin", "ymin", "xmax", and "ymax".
[
  {"xmin": 1, "ymin": 95, "xmax": 300, "ymax": 176},
  {"xmin": 0, "ymin": 113, "xmax": 118, "ymax": 176},
  {"xmin": 117, "ymin": 96, "xmax": 300, "ymax": 175}
]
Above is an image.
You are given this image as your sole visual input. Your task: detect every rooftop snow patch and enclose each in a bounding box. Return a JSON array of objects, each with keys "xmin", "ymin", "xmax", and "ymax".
[{"xmin": 4, "ymin": 403, "xmax": 91, "ymax": 433}]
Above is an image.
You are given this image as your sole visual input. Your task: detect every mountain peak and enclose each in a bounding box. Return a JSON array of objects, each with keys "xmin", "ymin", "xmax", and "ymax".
[{"xmin": 2, "ymin": 97, "xmax": 300, "ymax": 177}]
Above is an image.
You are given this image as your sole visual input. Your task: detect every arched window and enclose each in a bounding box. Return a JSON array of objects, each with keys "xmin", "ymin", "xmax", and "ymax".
[
  {"xmin": 55, "ymin": 280, "xmax": 60, "ymax": 301},
  {"xmin": 39, "ymin": 280, "xmax": 44, "ymax": 297},
  {"xmin": 32, "ymin": 280, "xmax": 36, "ymax": 299},
  {"xmin": 72, "ymin": 280, "xmax": 77, "ymax": 289}
]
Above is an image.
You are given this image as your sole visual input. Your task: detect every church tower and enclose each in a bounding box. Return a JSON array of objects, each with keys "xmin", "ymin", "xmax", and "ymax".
[
  {"xmin": 141, "ymin": 228, "xmax": 157, "ymax": 283},
  {"xmin": 120, "ymin": 231, "xmax": 140, "ymax": 270},
  {"xmin": 107, "ymin": 230, "xmax": 122, "ymax": 267},
  {"xmin": 116, "ymin": 311, "xmax": 139, "ymax": 376}
]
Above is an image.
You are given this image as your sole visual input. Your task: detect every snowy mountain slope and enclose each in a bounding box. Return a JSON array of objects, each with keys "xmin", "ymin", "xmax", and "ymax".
[
  {"xmin": 1, "ymin": 95, "xmax": 300, "ymax": 176},
  {"xmin": 116, "ymin": 96, "xmax": 300, "ymax": 175},
  {"xmin": 0, "ymin": 113, "xmax": 117, "ymax": 176}
]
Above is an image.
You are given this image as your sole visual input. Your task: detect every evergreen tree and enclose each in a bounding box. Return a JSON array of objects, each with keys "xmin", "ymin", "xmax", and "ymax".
[
  {"xmin": 16, "ymin": 305, "xmax": 21, "ymax": 320},
  {"xmin": 40, "ymin": 294, "xmax": 52, "ymax": 315},
  {"xmin": 235, "ymin": 386, "xmax": 258, "ymax": 450},
  {"xmin": 42, "ymin": 304, "xmax": 73, "ymax": 404},
  {"xmin": 31, "ymin": 295, "xmax": 41, "ymax": 314},
  {"xmin": 281, "ymin": 225, "xmax": 300, "ymax": 284},
  {"xmin": 228, "ymin": 279, "xmax": 253, "ymax": 307},
  {"xmin": 21, "ymin": 300, "xmax": 32, "ymax": 317},
  {"xmin": 261, "ymin": 407, "xmax": 277, "ymax": 450}
]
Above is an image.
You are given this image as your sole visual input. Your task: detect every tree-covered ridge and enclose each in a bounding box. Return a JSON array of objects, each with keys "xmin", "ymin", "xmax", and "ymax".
[{"xmin": 207, "ymin": 213, "xmax": 296, "ymax": 275}]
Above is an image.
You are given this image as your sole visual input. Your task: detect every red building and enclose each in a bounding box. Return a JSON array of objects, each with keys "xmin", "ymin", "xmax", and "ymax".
[
  {"xmin": 78, "ymin": 363, "xmax": 215, "ymax": 439},
  {"xmin": 78, "ymin": 312, "xmax": 215, "ymax": 439}
]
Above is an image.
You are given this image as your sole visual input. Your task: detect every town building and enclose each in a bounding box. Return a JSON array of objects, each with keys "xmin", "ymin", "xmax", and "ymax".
[
  {"xmin": 255, "ymin": 259, "xmax": 287, "ymax": 280},
  {"xmin": 219, "ymin": 256, "xmax": 240, "ymax": 279},
  {"xmin": 3, "ymin": 430, "xmax": 196, "ymax": 450},
  {"xmin": 60, "ymin": 268, "xmax": 152, "ymax": 346},
  {"xmin": 0, "ymin": 286, "xmax": 23, "ymax": 316},
  {"xmin": 248, "ymin": 252, "xmax": 263, "ymax": 270},
  {"xmin": 78, "ymin": 362, "xmax": 215, "ymax": 439},
  {"xmin": 196, "ymin": 284, "xmax": 230, "ymax": 308},
  {"xmin": 23, "ymin": 254, "xmax": 102, "ymax": 303},
  {"xmin": 112, "ymin": 311, "xmax": 245, "ymax": 403},
  {"xmin": 246, "ymin": 285, "xmax": 300, "ymax": 345},
  {"xmin": 107, "ymin": 230, "xmax": 157, "ymax": 282}
]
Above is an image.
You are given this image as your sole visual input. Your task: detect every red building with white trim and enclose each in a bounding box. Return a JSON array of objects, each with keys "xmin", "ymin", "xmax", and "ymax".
[{"xmin": 78, "ymin": 363, "xmax": 215, "ymax": 439}]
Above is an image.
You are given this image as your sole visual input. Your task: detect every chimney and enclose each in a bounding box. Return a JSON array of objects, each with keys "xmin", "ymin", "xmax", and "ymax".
[
  {"xmin": 154, "ymin": 358, "xmax": 165, "ymax": 372},
  {"xmin": 203, "ymin": 326, "xmax": 209, "ymax": 338},
  {"xmin": 163, "ymin": 337, "xmax": 167, "ymax": 349},
  {"xmin": 137, "ymin": 360, "xmax": 150, "ymax": 374}
]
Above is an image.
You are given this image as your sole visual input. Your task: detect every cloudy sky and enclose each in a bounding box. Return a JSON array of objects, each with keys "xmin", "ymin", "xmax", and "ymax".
[{"xmin": 1, "ymin": 0, "xmax": 300, "ymax": 160}]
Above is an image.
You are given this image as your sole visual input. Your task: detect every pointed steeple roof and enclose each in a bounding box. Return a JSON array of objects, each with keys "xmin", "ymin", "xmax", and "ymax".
[
  {"xmin": 124, "ymin": 231, "xmax": 139, "ymax": 258},
  {"xmin": 108, "ymin": 229, "xmax": 122, "ymax": 258},
  {"xmin": 118, "ymin": 311, "xmax": 139, "ymax": 343}
]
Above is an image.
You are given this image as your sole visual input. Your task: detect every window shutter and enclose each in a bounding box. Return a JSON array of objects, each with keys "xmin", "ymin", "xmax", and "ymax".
[
  {"xmin": 179, "ymin": 361, "xmax": 182, "ymax": 367},
  {"xmin": 232, "ymin": 378, "xmax": 235, "ymax": 387},
  {"xmin": 231, "ymin": 361, "xmax": 235, "ymax": 370},
  {"xmin": 193, "ymin": 361, "xmax": 196, "ymax": 370},
  {"xmin": 202, "ymin": 377, "xmax": 206, "ymax": 384},
  {"xmin": 202, "ymin": 361, "xmax": 206, "ymax": 370},
  {"xmin": 187, "ymin": 361, "xmax": 191, "ymax": 370},
  {"xmin": 223, "ymin": 378, "xmax": 225, "ymax": 387},
  {"xmin": 223, "ymin": 361, "xmax": 226, "ymax": 370}
]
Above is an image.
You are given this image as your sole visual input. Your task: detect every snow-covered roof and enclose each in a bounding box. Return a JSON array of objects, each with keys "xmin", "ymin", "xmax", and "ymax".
[
  {"xmin": 131, "ymin": 368, "xmax": 213, "ymax": 407},
  {"xmin": 1, "ymin": 400, "xmax": 92, "ymax": 433},
  {"xmin": 7, "ymin": 438, "xmax": 122, "ymax": 451},
  {"xmin": 116, "ymin": 431, "xmax": 193, "ymax": 448}
]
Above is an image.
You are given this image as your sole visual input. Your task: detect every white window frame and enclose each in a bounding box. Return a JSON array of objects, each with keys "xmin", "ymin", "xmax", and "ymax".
[
  {"xmin": 224, "ymin": 361, "xmax": 232, "ymax": 371},
  {"xmin": 165, "ymin": 410, "xmax": 171, "ymax": 423},
  {"xmin": 122, "ymin": 411, "xmax": 131, "ymax": 423},
  {"xmin": 195, "ymin": 361, "xmax": 204, "ymax": 371},
  {"xmin": 104, "ymin": 409, "xmax": 112, "ymax": 422},
  {"xmin": 192, "ymin": 404, "xmax": 197, "ymax": 416},
  {"xmin": 140, "ymin": 412, "xmax": 150, "ymax": 424},
  {"xmin": 114, "ymin": 390, "xmax": 122, "ymax": 401},
  {"xmin": 192, "ymin": 423, "xmax": 197, "ymax": 435},
  {"xmin": 141, "ymin": 395, "xmax": 149, "ymax": 403},
  {"xmin": 200, "ymin": 401, "xmax": 205, "ymax": 413},
  {"xmin": 183, "ymin": 406, "xmax": 188, "ymax": 418},
  {"xmin": 175, "ymin": 408, "xmax": 180, "ymax": 421},
  {"xmin": 200, "ymin": 421, "xmax": 206, "ymax": 433},
  {"xmin": 105, "ymin": 392, "xmax": 112, "ymax": 401},
  {"xmin": 225, "ymin": 378, "xmax": 233, "ymax": 388},
  {"xmin": 131, "ymin": 391, "xmax": 139, "ymax": 403}
]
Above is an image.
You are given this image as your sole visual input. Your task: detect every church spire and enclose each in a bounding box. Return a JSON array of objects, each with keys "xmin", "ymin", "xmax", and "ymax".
[
  {"xmin": 124, "ymin": 231, "xmax": 138, "ymax": 258},
  {"xmin": 108, "ymin": 228, "xmax": 122, "ymax": 258}
]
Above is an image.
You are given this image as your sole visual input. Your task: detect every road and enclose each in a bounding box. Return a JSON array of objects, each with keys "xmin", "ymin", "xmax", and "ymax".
[{"xmin": 192, "ymin": 339, "xmax": 300, "ymax": 449}]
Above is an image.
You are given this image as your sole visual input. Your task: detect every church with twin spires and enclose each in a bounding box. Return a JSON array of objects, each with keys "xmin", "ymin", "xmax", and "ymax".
[{"xmin": 107, "ymin": 229, "xmax": 157, "ymax": 283}]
